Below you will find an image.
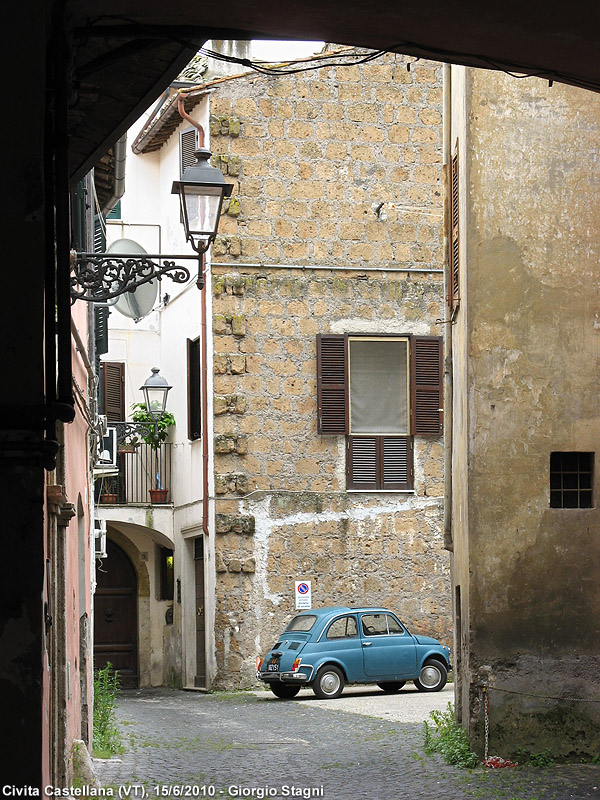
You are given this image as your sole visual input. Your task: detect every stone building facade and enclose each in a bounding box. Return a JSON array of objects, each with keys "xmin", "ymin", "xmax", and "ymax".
[
  {"xmin": 205, "ymin": 50, "xmax": 451, "ymax": 686},
  {"xmin": 449, "ymin": 65, "xmax": 600, "ymax": 757}
]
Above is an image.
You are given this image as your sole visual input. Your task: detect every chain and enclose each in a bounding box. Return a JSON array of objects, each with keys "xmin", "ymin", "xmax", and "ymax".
[
  {"xmin": 485, "ymin": 685, "xmax": 600, "ymax": 703},
  {"xmin": 483, "ymin": 686, "xmax": 490, "ymax": 761}
]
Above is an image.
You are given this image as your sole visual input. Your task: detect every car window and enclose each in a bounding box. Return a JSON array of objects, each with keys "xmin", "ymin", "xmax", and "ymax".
[
  {"xmin": 285, "ymin": 614, "xmax": 317, "ymax": 632},
  {"xmin": 387, "ymin": 615, "xmax": 405, "ymax": 634},
  {"xmin": 361, "ymin": 613, "xmax": 388, "ymax": 636},
  {"xmin": 326, "ymin": 615, "xmax": 358, "ymax": 640}
]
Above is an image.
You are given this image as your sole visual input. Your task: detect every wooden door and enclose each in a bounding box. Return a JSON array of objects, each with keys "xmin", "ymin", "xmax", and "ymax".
[
  {"xmin": 194, "ymin": 537, "xmax": 206, "ymax": 688},
  {"xmin": 94, "ymin": 540, "xmax": 138, "ymax": 688}
]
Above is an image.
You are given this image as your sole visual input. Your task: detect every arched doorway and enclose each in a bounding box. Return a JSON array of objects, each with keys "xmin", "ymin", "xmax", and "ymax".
[{"xmin": 94, "ymin": 539, "xmax": 139, "ymax": 688}]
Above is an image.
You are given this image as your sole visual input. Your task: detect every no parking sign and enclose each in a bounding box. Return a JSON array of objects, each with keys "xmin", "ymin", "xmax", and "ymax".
[{"xmin": 295, "ymin": 580, "xmax": 312, "ymax": 610}]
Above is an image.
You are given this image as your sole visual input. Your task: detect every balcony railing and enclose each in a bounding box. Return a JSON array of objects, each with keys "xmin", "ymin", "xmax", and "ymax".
[{"xmin": 96, "ymin": 443, "xmax": 172, "ymax": 505}]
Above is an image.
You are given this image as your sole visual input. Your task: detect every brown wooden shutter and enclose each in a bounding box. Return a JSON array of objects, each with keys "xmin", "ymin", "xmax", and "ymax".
[
  {"xmin": 316, "ymin": 334, "xmax": 348, "ymax": 434},
  {"xmin": 381, "ymin": 437, "xmax": 412, "ymax": 489},
  {"xmin": 347, "ymin": 436, "xmax": 378, "ymax": 489},
  {"xmin": 102, "ymin": 361, "xmax": 125, "ymax": 421},
  {"xmin": 411, "ymin": 337, "xmax": 443, "ymax": 436},
  {"xmin": 449, "ymin": 145, "xmax": 460, "ymax": 310}
]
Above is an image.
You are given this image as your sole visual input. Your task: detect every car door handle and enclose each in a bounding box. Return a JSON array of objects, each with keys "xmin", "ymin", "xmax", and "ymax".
[{"xmin": 362, "ymin": 642, "xmax": 372, "ymax": 647}]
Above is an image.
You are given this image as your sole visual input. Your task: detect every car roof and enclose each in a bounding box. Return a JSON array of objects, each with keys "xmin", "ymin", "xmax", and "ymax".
[{"xmin": 293, "ymin": 606, "xmax": 394, "ymax": 617}]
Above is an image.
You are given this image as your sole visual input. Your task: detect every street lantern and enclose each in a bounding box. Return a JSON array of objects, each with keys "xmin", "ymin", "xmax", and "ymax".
[
  {"xmin": 141, "ymin": 368, "xmax": 172, "ymax": 419},
  {"xmin": 171, "ymin": 147, "xmax": 233, "ymax": 254}
]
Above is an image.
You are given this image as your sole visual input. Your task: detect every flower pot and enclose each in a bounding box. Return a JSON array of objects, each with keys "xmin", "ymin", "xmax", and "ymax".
[
  {"xmin": 100, "ymin": 493, "xmax": 118, "ymax": 504},
  {"xmin": 117, "ymin": 444, "xmax": 138, "ymax": 454},
  {"xmin": 150, "ymin": 488, "xmax": 169, "ymax": 504}
]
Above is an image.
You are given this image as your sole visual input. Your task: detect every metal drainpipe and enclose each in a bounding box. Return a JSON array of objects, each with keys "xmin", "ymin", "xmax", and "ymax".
[
  {"xmin": 443, "ymin": 62, "xmax": 454, "ymax": 553},
  {"xmin": 201, "ymin": 254, "xmax": 210, "ymax": 536},
  {"xmin": 101, "ymin": 134, "xmax": 127, "ymax": 214}
]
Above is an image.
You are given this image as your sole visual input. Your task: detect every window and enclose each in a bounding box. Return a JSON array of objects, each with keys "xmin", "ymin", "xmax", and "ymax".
[
  {"xmin": 317, "ymin": 334, "xmax": 442, "ymax": 490},
  {"xmin": 361, "ymin": 613, "xmax": 404, "ymax": 636},
  {"xmin": 550, "ymin": 452, "xmax": 594, "ymax": 508},
  {"xmin": 187, "ymin": 337, "xmax": 201, "ymax": 440},
  {"xmin": 326, "ymin": 616, "xmax": 358, "ymax": 640},
  {"xmin": 159, "ymin": 547, "xmax": 174, "ymax": 601},
  {"xmin": 285, "ymin": 614, "xmax": 317, "ymax": 632}
]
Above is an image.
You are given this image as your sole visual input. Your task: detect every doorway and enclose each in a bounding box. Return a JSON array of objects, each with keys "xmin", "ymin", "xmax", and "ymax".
[
  {"xmin": 194, "ymin": 537, "xmax": 206, "ymax": 688},
  {"xmin": 94, "ymin": 539, "xmax": 138, "ymax": 688}
]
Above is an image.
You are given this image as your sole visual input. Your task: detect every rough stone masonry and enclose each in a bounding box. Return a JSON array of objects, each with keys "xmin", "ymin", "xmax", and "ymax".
[{"xmin": 206, "ymin": 50, "xmax": 450, "ymax": 687}]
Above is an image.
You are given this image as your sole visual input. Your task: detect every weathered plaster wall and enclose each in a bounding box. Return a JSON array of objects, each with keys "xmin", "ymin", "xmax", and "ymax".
[
  {"xmin": 456, "ymin": 67, "xmax": 600, "ymax": 757},
  {"xmin": 205, "ymin": 52, "xmax": 451, "ymax": 688}
]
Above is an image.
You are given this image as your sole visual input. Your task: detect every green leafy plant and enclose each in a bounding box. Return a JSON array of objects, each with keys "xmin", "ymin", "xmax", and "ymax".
[
  {"xmin": 93, "ymin": 662, "xmax": 124, "ymax": 758},
  {"xmin": 130, "ymin": 403, "xmax": 175, "ymax": 450},
  {"xmin": 514, "ymin": 748, "xmax": 555, "ymax": 767},
  {"xmin": 424, "ymin": 702, "xmax": 480, "ymax": 768}
]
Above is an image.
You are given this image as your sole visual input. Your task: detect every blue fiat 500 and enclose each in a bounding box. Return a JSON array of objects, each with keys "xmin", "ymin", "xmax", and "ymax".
[{"xmin": 256, "ymin": 606, "xmax": 451, "ymax": 699}]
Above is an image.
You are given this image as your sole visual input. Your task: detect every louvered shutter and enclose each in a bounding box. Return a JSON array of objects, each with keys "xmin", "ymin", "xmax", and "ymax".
[
  {"xmin": 411, "ymin": 336, "xmax": 443, "ymax": 436},
  {"xmin": 101, "ymin": 362, "xmax": 125, "ymax": 421},
  {"xmin": 382, "ymin": 437, "xmax": 412, "ymax": 489},
  {"xmin": 180, "ymin": 128, "xmax": 198, "ymax": 177},
  {"xmin": 347, "ymin": 437, "xmax": 378, "ymax": 489},
  {"xmin": 316, "ymin": 334, "xmax": 348, "ymax": 434},
  {"xmin": 95, "ymin": 306, "xmax": 109, "ymax": 356},
  {"xmin": 449, "ymin": 145, "xmax": 460, "ymax": 310},
  {"xmin": 94, "ymin": 213, "xmax": 106, "ymax": 253},
  {"xmin": 187, "ymin": 338, "xmax": 201, "ymax": 440}
]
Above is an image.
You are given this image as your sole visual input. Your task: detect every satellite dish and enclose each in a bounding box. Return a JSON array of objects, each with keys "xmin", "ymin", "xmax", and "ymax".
[{"xmin": 107, "ymin": 238, "xmax": 158, "ymax": 320}]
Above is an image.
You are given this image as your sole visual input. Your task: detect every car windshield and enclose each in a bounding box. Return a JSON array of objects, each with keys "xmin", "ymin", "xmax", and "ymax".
[{"xmin": 285, "ymin": 614, "xmax": 317, "ymax": 632}]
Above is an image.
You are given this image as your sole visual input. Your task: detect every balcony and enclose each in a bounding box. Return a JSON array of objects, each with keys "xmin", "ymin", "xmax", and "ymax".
[{"xmin": 96, "ymin": 443, "xmax": 172, "ymax": 505}]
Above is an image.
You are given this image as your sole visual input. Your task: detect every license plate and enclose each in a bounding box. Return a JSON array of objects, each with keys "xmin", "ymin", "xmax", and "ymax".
[{"xmin": 267, "ymin": 663, "xmax": 279, "ymax": 672}]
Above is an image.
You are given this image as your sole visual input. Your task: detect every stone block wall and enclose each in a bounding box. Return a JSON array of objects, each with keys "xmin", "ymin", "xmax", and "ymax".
[{"xmin": 206, "ymin": 51, "xmax": 451, "ymax": 687}]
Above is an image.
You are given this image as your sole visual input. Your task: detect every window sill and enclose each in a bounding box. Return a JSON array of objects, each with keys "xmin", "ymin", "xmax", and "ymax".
[{"xmin": 346, "ymin": 489, "xmax": 416, "ymax": 494}]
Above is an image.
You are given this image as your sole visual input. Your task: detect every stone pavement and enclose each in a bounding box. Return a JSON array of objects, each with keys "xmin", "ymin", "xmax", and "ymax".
[{"xmin": 94, "ymin": 687, "xmax": 600, "ymax": 800}]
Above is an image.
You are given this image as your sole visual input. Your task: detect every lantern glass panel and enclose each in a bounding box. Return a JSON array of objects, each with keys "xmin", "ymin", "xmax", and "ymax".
[{"xmin": 184, "ymin": 186, "xmax": 222, "ymax": 237}]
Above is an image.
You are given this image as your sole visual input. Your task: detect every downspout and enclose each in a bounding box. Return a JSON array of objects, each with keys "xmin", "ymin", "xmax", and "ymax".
[
  {"xmin": 176, "ymin": 92, "xmax": 210, "ymax": 536},
  {"xmin": 101, "ymin": 133, "xmax": 127, "ymax": 215},
  {"xmin": 201, "ymin": 261, "xmax": 210, "ymax": 536},
  {"xmin": 443, "ymin": 63, "xmax": 454, "ymax": 553}
]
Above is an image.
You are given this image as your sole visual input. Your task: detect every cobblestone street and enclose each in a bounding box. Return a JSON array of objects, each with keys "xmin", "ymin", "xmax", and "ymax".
[{"xmin": 94, "ymin": 688, "xmax": 600, "ymax": 800}]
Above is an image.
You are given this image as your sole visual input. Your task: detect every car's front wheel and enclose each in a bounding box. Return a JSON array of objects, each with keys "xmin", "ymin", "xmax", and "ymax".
[
  {"xmin": 269, "ymin": 683, "xmax": 301, "ymax": 699},
  {"xmin": 312, "ymin": 665, "xmax": 345, "ymax": 699},
  {"xmin": 377, "ymin": 681, "xmax": 406, "ymax": 693},
  {"xmin": 414, "ymin": 659, "xmax": 448, "ymax": 692}
]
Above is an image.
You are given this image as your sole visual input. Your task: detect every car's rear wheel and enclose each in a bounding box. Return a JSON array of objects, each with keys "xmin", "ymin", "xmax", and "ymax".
[
  {"xmin": 377, "ymin": 681, "xmax": 406, "ymax": 693},
  {"xmin": 269, "ymin": 684, "xmax": 301, "ymax": 699},
  {"xmin": 312, "ymin": 665, "xmax": 345, "ymax": 699},
  {"xmin": 414, "ymin": 659, "xmax": 447, "ymax": 692}
]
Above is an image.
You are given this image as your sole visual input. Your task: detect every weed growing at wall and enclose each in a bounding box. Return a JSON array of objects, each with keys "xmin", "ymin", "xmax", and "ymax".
[
  {"xmin": 93, "ymin": 663, "xmax": 124, "ymax": 758},
  {"xmin": 424, "ymin": 702, "xmax": 479, "ymax": 768},
  {"xmin": 514, "ymin": 748, "xmax": 555, "ymax": 767}
]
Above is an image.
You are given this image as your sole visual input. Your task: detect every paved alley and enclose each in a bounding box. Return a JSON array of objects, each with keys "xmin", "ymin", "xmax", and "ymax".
[{"xmin": 93, "ymin": 688, "xmax": 600, "ymax": 800}]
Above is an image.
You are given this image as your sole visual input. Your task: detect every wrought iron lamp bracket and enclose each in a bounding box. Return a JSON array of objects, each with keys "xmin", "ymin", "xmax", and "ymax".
[
  {"xmin": 70, "ymin": 252, "xmax": 203, "ymax": 302},
  {"xmin": 113, "ymin": 420, "xmax": 157, "ymax": 445}
]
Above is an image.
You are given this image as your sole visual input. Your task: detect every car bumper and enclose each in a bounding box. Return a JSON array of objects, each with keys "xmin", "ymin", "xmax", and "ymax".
[{"xmin": 257, "ymin": 670, "xmax": 310, "ymax": 685}]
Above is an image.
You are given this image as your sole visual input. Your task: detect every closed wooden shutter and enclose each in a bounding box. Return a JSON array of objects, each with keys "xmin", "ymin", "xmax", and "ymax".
[
  {"xmin": 316, "ymin": 334, "xmax": 348, "ymax": 434},
  {"xmin": 382, "ymin": 437, "xmax": 412, "ymax": 489},
  {"xmin": 449, "ymin": 145, "xmax": 460, "ymax": 310},
  {"xmin": 101, "ymin": 362, "xmax": 125, "ymax": 421},
  {"xmin": 180, "ymin": 128, "xmax": 198, "ymax": 177},
  {"xmin": 347, "ymin": 436, "xmax": 412, "ymax": 490},
  {"xmin": 187, "ymin": 338, "xmax": 201, "ymax": 440},
  {"xmin": 347, "ymin": 436, "xmax": 377, "ymax": 489},
  {"xmin": 95, "ymin": 306, "xmax": 110, "ymax": 356},
  {"xmin": 411, "ymin": 336, "xmax": 443, "ymax": 436}
]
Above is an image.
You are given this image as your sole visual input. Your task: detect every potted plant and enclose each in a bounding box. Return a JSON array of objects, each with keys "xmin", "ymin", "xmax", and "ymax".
[
  {"xmin": 131, "ymin": 402, "xmax": 175, "ymax": 504},
  {"xmin": 99, "ymin": 476, "xmax": 119, "ymax": 504}
]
